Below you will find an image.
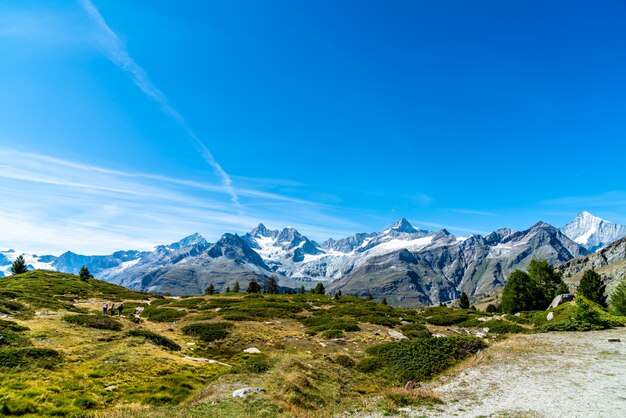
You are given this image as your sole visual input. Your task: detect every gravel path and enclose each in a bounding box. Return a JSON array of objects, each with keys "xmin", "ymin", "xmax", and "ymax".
[{"xmin": 414, "ymin": 328, "xmax": 626, "ymax": 417}]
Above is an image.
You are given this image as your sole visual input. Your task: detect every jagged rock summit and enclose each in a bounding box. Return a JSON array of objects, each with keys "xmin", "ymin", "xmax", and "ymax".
[{"xmin": 560, "ymin": 211, "xmax": 626, "ymax": 252}]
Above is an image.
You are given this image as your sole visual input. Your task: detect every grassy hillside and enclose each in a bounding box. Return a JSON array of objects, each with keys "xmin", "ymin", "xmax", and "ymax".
[{"xmin": 0, "ymin": 270, "xmax": 621, "ymax": 417}]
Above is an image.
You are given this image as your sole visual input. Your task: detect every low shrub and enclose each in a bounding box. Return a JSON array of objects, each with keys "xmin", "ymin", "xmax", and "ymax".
[
  {"xmin": 0, "ymin": 347, "xmax": 62, "ymax": 369},
  {"xmin": 382, "ymin": 387, "xmax": 442, "ymax": 408},
  {"xmin": 301, "ymin": 316, "xmax": 360, "ymax": 335},
  {"xmin": 126, "ymin": 329, "xmax": 181, "ymax": 351},
  {"xmin": 231, "ymin": 353, "xmax": 272, "ymax": 374},
  {"xmin": 0, "ymin": 299, "xmax": 30, "ymax": 315},
  {"xmin": 142, "ymin": 308, "xmax": 187, "ymax": 323},
  {"xmin": 358, "ymin": 336, "xmax": 486, "ymax": 384},
  {"xmin": 335, "ymin": 354, "xmax": 355, "ymax": 368},
  {"xmin": 63, "ymin": 314, "xmax": 123, "ymax": 331},
  {"xmin": 73, "ymin": 397, "xmax": 98, "ymax": 409},
  {"xmin": 541, "ymin": 296, "xmax": 624, "ymax": 332},
  {"xmin": 0, "ymin": 329, "xmax": 32, "ymax": 348},
  {"xmin": 399, "ymin": 323, "xmax": 431, "ymax": 339},
  {"xmin": 0, "ymin": 319, "xmax": 29, "ymax": 332},
  {"xmin": 321, "ymin": 329, "xmax": 345, "ymax": 339},
  {"xmin": 481, "ymin": 319, "xmax": 525, "ymax": 334},
  {"xmin": 182, "ymin": 322, "xmax": 234, "ymax": 342}
]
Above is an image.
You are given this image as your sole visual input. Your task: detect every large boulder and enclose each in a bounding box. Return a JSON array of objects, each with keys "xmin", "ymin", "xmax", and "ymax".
[
  {"xmin": 232, "ymin": 387, "xmax": 266, "ymax": 398},
  {"xmin": 547, "ymin": 293, "xmax": 575, "ymax": 310}
]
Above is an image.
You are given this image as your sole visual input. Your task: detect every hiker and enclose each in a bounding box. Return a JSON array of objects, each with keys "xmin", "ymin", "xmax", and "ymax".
[
  {"xmin": 110, "ymin": 303, "xmax": 115, "ymax": 315},
  {"xmin": 117, "ymin": 303, "xmax": 124, "ymax": 317},
  {"xmin": 102, "ymin": 303, "xmax": 108, "ymax": 315}
]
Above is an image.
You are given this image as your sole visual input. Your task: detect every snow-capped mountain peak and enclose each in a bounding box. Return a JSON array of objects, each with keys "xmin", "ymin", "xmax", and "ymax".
[
  {"xmin": 560, "ymin": 211, "xmax": 626, "ymax": 252},
  {"xmin": 390, "ymin": 218, "xmax": 417, "ymax": 233}
]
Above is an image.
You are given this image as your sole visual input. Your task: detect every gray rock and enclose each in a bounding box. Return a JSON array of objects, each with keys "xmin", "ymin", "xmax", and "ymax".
[
  {"xmin": 547, "ymin": 294, "xmax": 575, "ymax": 310},
  {"xmin": 243, "ymin": 347, "xmax": 261, "ymax": 354},
  {"xmin": 232, "ymin": 387, "xmax": 266, "ymax": 398},
  {"xmin": 388, "ymin": 329, "xmax": 408, "ymax": 340},
  {"xmin": 546, "ymin": 312, "xmax": 554, "ymax": 321}
]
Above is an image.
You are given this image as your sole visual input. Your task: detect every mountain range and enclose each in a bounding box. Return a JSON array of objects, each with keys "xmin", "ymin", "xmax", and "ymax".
[{"xmin": 1, "ymin": 211, "xmax": 625, "ymax": 306}]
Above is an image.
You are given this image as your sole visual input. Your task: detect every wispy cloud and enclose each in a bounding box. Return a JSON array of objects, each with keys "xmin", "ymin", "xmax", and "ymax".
[
  {"xmin": 77, "ymin": 0, "xmax": 240, "ymax": 208},
  {"xmin": 0, "ymin": 148, "xmax": 365, "ymax": 254},
  {"xmin": 449, "ymin": 208, "xmax": 498, "ymax": 217}
]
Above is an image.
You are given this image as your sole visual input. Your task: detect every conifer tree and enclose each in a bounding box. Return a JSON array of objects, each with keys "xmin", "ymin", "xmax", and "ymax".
[
  {"xmin": 578, "ymin": 270, "xmax": 607, "ymax": 308},
  {"xmin": 299, "ymin": 285, "xmax": 306, "ymax": 295},
  {"xmin": 79, "ymin": 266, "xmax": 93, "ymax": 282},
  {"xmin": 233, "ymin": 281, "xmax": 240, "ymax": 293},
  {"xmin": 10, "ymin": 255, "xmax": 27, "ymax": 275},
  {"xmin": 246, "ymin": 279, "xmax": 262, "ymax": 294},
  {"xmin": 205, "ymin": 283, "xmax": 215, "ymax": 295},
  {"xmin": 459, "ymin": 292, "xmax": 470, "ymax": 309},
  {"xmin": 265, "ymin": 277, "xmax": 279, "ymax": 294}
]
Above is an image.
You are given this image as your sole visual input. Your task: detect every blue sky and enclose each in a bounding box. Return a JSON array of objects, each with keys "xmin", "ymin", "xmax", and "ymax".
[{"xmin": 1, "ymin": 0, "xmax": 625, "ymax": 254}]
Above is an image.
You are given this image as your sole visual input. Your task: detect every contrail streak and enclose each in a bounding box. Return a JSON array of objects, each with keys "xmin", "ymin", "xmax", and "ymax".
[{"xmin": 78, "ymin": 0, "xmax": 240, "ymax": 208}]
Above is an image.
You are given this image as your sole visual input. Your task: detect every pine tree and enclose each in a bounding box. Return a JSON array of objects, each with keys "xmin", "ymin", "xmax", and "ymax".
[
  {"xmin": 500, "ymin": 270, "xmax": 534, "ymax": 313},
  {"xmin": 299, "ymin": 285, "xmax": 306, "ymax": 295},
  {"xmin": 609, "ymin": 278, "xmax": 626, "ymax": 316},
  {"xmin": 205, "ymin": 283, "xmax": 215, "ymax": 295},
  {"xmin": 381, "ymin": 297, "xmax": 388, "ymax": 306},
  {"xmin": 367, "ymin": 293, "xmax": 373, "ymax": 301},
  {"xmin": 246, "ymin": 279, "xmax": 262, "ymax": 294},
  {"xmin": 10, "ymin": 255, "xmax": 27, "ymax": 275},
  {"xmin": 486, "ymin": 304, "xmax": 497, "ymax": 313},
  {"xmin": 226, "ymin": 286, "xmax": 231, "ymax": 293},
  {"xmin": 79, "ymin": 266, "xmax": 93, "ymax": 282},
  {"xmin": 233, "ymin": 281, "xmax": 240, "ymax": 293},
  {"xmin": 459, "ymin": 292, "xmax": 470, "ymax": 309},
  {"xmin": 265, "ymin": 277, "xmax": 279, "ymax": 294},
  {"xmin": 314, "ymin": 283, "xmax": 325, "ymax": 295},
  {"xmin": 578, "ymin": 270, "xmax": 607, "ymax": 308},
  {"xmin": 337, "ymin": 290, "xmax": 342, "ymax": 297},
  {"xmin": 555, "ymin": 281, "xmax": 570, "ymax": 295},
  {"xmin": 528, "ymin": 259, "xmax": 564, "ymax": 307}
]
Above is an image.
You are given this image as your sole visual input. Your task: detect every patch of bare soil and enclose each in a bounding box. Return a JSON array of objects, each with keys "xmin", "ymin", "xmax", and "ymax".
[{"xmin": 414, "ymin": 328, "xmax": 626, "ymax": 417}]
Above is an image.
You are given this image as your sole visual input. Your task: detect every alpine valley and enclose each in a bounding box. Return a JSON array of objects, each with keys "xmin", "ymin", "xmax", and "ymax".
[{"xmin": 2, "ymin": 211, "xmax": 625, "ymax": 307}]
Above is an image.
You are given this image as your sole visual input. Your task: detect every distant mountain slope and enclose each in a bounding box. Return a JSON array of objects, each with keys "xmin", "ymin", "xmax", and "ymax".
[
  {"xmin": 560, "ymin": 211, "xmax": 626, "ymax": 252},
  {"xmin": 1, "ymin": 217, "xmax": 590, "ymax": 305},
  {"xmin": 557, "ymin": 234, "xmax": 626, "ymax": 293},
  {"xmin": 328, "ymin": 221, "xmax": 588, "ymax": 306}
]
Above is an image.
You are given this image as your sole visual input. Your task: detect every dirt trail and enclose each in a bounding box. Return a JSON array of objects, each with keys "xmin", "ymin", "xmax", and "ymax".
[{"xmin": 415, "ymin": 328, "xmax": 626, "ymax": 417}]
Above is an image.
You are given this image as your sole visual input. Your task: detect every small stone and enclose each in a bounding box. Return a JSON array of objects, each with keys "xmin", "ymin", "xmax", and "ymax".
[
  {"xmin": 319, "ymin": 342, "xmax": 327, "ymax": 347},
  {"xmin": 608, "ymin": 338, "xmax": 621, "ymax": 342},
  {"xmin": 514, "ymin": 312, "xmax": 521, "ymax": 317},
  {"xmin": 243, "ymin": 347, "xmax": 261, "ymax": 354},
  {"xmin": 232, "ymin": 387, "xmax": 265, "ymax": 398},
  {"xmin": 546, "ymin": 312, "xmax": 554, "ymax": 321},
  {"xmin": 186, "ymin": 342, "xmax": 195, "ymax": 345},
  {"xmin": 104, "ymin": 385, "xmax": 117, "ymax": 391},
  {"xmin": 388, "ymin": 329, "xmax": 408, "ymax": 340}
]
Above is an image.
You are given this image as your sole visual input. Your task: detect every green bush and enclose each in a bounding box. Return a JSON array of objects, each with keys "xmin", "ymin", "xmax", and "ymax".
[
  {"xmin": 541, "ymin": 296, "xmax": 623, "ymax": 332},
  {"xmin": 358, "ymin": 336, "xmax": 486, "ymax": 384},
  {"xmin": 610, "ymin": 278, "xmax": 626, "ymax": 316},
  {"xmin": 0, "ymin": 347, "xmax": 62, "ymax": 369},
  {"xmin": 321, "ymin": 329, "xmax": 345, "ymax": 338},
  {"xmin": 335, "ymin": 354, "xmax": 355, "ymax": 368},
  {"xmin": 231, "ymin": 353, "xmax": 272, "ymax": 374},
  {"xmin": 399, "ymin": 323, "xmax": 431, "ymax": 339},
  {"xmin": 302, "ymin": 316, "xmax": 360, "ymax": 335},
  {"xmin": 0, "ymin": 329, "xmax": 32, "ymax": 348},
  {"xmin": 63, "ymin": 314, "xmax": 123, "ymax": 331},
  {"xmin": 481, "ymin": 319, "xmax": 525, "ymax": 334},
  {"xmin": 182, "ymin": 322, "xmax": 234, "ymax": 342},
  {"xmin": 73, "ymin": 397, "xmax": 98, "ymax": 409},
  {"xmin": 0, "ymin": 319, "xmax": 29, "ymax": 332},
  {"xmin": 142, "ymin": 308, "xmax": 187, "ymax": 323},
  {"xmin": 126, "ymin": 329, "xmax": 181, "ymax": 351}
]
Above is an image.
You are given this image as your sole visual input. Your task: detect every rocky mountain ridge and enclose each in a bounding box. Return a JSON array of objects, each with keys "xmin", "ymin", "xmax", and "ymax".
[{"xmin": 2, "ymin": 213, "xmax": 607, "ymax": 306}]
